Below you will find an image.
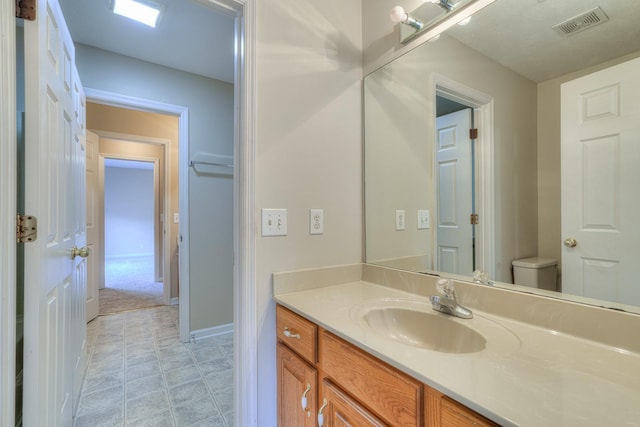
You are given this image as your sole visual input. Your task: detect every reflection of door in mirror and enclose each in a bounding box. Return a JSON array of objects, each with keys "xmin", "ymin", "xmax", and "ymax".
[
  {"xmin": 435, "ymin": 102, "xmax": 475, "ymax": 276},
  {"xmin": 561, "ymin": 57, "xmax": 640, "ymax": 306}
]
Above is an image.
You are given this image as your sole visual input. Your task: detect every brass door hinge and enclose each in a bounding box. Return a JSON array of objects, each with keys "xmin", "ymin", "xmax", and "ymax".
[
  {"xmin": 16, "ymin": 0, "xmax": 36, "ymax": 21},
  {"xmin": 469, "ymin": 128, "xmax": 478, "ymax": 139},
  {"xmin": 470, "ymin": 213, "xmax": 479, "ymax": 225},
  {"xmin": 17, "ymin": 215, "xmax": 38, "ymax": 243}
]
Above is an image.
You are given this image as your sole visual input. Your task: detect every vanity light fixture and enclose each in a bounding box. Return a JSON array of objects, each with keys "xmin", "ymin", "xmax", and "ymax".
[
  {"xmin": 390, "ymin": 6, "xmax": 424, "ymax": 30},
  {"xmin": 111, "ymin": 0, "xmax": 162, "ymax": 28},
  {"xmin": 391, "ymin": 0, "xmax": 496, "ymax": 44},
  {"xmin": 426, "ymin": 0, "xmax": 455, "ymax": 12}
]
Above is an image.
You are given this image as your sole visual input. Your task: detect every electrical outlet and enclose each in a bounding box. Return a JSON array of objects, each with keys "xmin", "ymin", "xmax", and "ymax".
[
  {"xmin": 418, "ymin": 210, "xmax": 430, "ymax": 229},
  {"xmin": 309, "ymin": 209, "xmax": 324, "ymax": 235},
  {"xmin": 395, "ymin": 210, "xmax": 406, "ymax": 231},
  {"xmin": 261, "ymin": 208, "xmax": 287, "ymax": 236}
]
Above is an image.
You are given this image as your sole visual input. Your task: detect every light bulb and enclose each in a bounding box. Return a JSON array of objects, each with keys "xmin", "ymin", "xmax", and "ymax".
[{"xmin": 390, "ymin": 6, "xmax": 408, "ymax": 23}]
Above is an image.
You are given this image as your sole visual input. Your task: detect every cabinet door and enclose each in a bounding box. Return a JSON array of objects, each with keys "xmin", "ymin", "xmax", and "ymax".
[
  {"xmin": 440, "ymin": 397, "xmax": 498, "ymax": 427},
  {"xmin": 277, "ymin": 343, "xmax": 317, "ymax": 427},
  {"xmin": 320, "ymin": 380, "xmax": 388, "ymax": 427}
]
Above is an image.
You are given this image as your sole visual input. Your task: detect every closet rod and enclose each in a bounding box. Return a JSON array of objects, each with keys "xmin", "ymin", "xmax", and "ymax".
[{"xmin": 189, "ymin": 160, "xmax": 233, "ymax": 168}]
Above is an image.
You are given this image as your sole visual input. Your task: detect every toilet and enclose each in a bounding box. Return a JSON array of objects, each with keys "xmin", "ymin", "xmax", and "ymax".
[{"xmin": 511, "ymin": 257, "xmax": 557, "ymax": 291}]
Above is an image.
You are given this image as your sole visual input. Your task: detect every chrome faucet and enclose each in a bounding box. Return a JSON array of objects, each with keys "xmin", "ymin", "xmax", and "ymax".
[{"xmin": 430, "ymin": 279, "xmax": 473, "ymax": 319}]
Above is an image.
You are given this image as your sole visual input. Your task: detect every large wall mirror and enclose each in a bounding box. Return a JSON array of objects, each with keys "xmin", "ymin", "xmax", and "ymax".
[{"xmin": 364, "ymin": 0, "xmax": 640, "ymax": 313}]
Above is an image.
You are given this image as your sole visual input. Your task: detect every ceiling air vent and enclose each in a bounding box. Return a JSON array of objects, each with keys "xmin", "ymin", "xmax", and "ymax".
[{"xmin": 552, "ymin": 7, "xmax": 609, "ymax": 37}]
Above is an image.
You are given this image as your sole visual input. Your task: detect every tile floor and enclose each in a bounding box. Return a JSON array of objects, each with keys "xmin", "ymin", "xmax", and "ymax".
[{"xmin": 73, "ymin": 306, "xmax": 233, "ymax": 427}]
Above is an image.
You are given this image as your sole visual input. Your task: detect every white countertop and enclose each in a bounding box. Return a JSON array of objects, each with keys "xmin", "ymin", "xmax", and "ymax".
[{"xmin": 274, "ymin": 281, "xmax": 640, "ymax": 427}]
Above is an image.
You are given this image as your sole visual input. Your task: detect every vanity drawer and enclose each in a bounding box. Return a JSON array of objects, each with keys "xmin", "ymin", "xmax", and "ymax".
[
  {"xmin": 320, "ymin": 329, "xmax": 422, "ymax": 426},
  {"xmin": 276, "ymin": 305, "xmax": 317, "ymax": 363}
]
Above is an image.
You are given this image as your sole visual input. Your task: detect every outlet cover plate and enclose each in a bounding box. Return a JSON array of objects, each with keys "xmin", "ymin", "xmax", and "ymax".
[
  {"xmin": 395, "ymin": 210, "xmax": 406, "ymax": 231},
  {"xmin": 309, "ymin": 209, "xmax": 324, "ymax": 235},
  {"xmin": 262, "ymin": 208, "xmax": 287, "ymax": 236}
]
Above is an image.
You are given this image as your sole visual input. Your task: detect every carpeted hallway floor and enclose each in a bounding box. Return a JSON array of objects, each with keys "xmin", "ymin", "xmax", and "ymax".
[{"xmin": 100, "ymin": 257, "xmax": 164, "ymax": 315}]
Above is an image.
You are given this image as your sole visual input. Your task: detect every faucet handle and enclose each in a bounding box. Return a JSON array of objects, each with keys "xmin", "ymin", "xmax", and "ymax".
[{"xmin": 436, "ymin": 278, "xmax": 455, "ymax": 299}]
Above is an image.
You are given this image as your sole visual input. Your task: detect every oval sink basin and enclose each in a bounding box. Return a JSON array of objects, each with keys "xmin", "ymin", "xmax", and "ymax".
[
  {"xmin": 351, "ymin": 299, "xmax": 520, "ymax": 355},
  {"xmin": 362, "ymin": 307, "xmax": 486, "ymax": 353}
]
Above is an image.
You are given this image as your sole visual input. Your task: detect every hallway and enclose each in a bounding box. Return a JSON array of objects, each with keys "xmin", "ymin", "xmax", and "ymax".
[{"xmin": 74, "ymin": 306, "xmax": 233, "ymax": 427}]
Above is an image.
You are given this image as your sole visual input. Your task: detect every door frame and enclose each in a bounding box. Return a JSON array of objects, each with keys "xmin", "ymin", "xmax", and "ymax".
[
  {"xmin": 85, "ymin": 88, "xmax": 191, "ymax": 333},
  {"xmin": 433, "ymin": 74, "xmax": 495, "ymax": 278},
  {"xmin": 94, "ymin": 131, "xmax": 170, "ymax": 301},
  {"xmin": 0, "ymin": 3, "xmax": 17, "ymax": 426},
  {"xmin": 100, "ymin": 153, "xmax": 163, "ymax": 293},
  {"xmin": 2, "ymin": 0, "xmax": 257, "ymax": 425}
]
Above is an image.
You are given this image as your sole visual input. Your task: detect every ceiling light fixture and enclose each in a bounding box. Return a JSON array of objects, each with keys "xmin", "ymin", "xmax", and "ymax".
[{"xmin": 111, "ymin": 0, "xmax": 162, "ymax": 28}]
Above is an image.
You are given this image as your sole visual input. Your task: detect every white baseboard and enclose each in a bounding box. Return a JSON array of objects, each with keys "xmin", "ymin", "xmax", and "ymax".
[
  {"xmin": 170, "ymin": 297, "xmax": 179, "ymax": 305},
  {"xmin": 190, "ymin": 323, "xmax": 233, "ymax": 342}
]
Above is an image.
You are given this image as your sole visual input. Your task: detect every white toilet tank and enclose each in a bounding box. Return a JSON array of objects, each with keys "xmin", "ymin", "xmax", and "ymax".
[{"xmin": 512, "ymin": 257, "xmax": 557, "ymax": 291}]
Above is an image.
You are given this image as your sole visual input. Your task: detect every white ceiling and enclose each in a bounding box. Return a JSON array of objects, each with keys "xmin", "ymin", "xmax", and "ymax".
[
  {"xmin": 447, "ymin": 0, "xmax": 640, "ymax": 82},
  {"xmin": 58, "ymin": 0, "xmax": 236, "ymax": 83}
]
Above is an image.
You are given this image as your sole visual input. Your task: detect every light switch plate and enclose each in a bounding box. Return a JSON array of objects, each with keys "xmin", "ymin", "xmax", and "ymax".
[
  {"xmin": 309, "ymin": 209, "xmax": 324, "ymax": 235},
  {"xmin": 173, "ymin": 213, "xmax": 180, "ymax": 224},
  {"xmin": 262, "ymin": 208, "xmax": 287, "ymax": 236},
  {"xmin": 395, "ymin": 210, "xmax": 406, "ymax": 231},
  {"xmin": 418, "ymin": 210, "xmax": 430, "ymax": 229}
]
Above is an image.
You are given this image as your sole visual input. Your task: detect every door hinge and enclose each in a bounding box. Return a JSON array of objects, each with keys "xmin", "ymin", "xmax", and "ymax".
[
  {"xmin": 16, "ymin": 214, "xmax": 38, "ymax": 243},
  {"xmin": 469, "ymin": 128, "xmax": 478, "ymax": 139},
  {"xmin": 470, "ymin": 213, "xmax": 479, "ymax": 225},
  {"xmin": 16, "ymin": 0, "xmax": 36, "ymax": 21}
]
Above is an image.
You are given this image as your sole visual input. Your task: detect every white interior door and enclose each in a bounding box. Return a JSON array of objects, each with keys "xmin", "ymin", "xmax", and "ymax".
[
  {"xmin": 561, "ymin": 57, "xmax": 640, "ymax": 305},
  {"xmin": 86, "ymin": 131, "xmax": 100, "ymax": 321},
  {"xmin": 23, "ymin": 0, "xmax": 87, "ymax": 425},
  {"xmin": 436, "ymin": 109, "xmax": 474, "ymax": 275}
]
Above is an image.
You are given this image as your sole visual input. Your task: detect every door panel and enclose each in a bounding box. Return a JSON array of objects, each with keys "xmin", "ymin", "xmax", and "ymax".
[
  {"xmin": 86, "ymin": 131, "xmax": 99, "ymax": 321},
  {"xmin": 436, "ymin": 109, "xmax": 473, "ymax": 276},
  {"xmin": 23, "ymin": 0, "xmax": 87, "ymax": 424},
  {"xmin": 561, "ymin": 57, "xmax": 640, "ymax": 305}
]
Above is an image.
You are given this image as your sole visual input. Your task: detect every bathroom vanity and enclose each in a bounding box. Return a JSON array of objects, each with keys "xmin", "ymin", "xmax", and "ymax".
[{"xmin": 273, "ymin": 264, "xmax": 640, "ymax": 426}]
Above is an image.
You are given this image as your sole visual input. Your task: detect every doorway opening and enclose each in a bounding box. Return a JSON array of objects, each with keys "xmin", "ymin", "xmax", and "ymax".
[
  {"xmin": 101, "ymin": 158, "xmax": 163, "ymax": 314},
  {"xmin": 434, "ymin": 75, "xmax": 495, "ymax": 279},
  {"xmin": 435, "ymin": 96, "xmax": 476, "ymax": 275}
]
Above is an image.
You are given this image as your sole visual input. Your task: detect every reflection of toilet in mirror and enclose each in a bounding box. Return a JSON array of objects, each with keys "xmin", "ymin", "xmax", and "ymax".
[{"xmin": 512, "ymin": 257, "xmax": 557, "ymax": 291}]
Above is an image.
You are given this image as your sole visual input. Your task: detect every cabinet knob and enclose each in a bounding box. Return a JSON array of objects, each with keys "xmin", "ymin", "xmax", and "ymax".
[
  {"xmin": 283, "ymin": 326, "xmax": 301, "ymax": 339},
  {"xmin": 317, "ymin": 398, "xmax": 328, "ymax": 427}
]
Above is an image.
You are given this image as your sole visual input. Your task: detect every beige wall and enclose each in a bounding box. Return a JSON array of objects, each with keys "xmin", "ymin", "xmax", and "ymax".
[
  {"xmin": 364, "ymin": 34, "xmax": 538, "ymax": 283},
  {"xmin": 256, "ymin": 0, "xmax": 363, "ymax": 422},
  {"xmin": 87, "ymin": 103, "xmax": 180, "ymax": 298}
]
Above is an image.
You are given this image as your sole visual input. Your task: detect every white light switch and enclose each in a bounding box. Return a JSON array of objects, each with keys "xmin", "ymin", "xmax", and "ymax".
[
  {"xmin": 395, "ymin": 210, "xmax": 406, "ymax": 231},
  {"xmin": 418, "ymin": 210, "xmax": 430, "ymax": 229},
  {"xmin": 261, "ymin": 208, "xmax": 287, "ymax": 236},
  {"xmin": 309, "ymin": 209, "xmax": 324, "ymax": 235},
  {"xmin": 173, "ymin": 213, "xmax": 180, "ymax": 224}
]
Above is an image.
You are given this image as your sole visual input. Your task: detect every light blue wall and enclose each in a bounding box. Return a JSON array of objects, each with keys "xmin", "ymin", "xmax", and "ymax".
[
  {"xmin": 75, "ymin": 44, "xmax": 234, "ymax": 331},
  {"xmin": 104, "ymin": 166, "xmax": 154, "ymax": 258}
]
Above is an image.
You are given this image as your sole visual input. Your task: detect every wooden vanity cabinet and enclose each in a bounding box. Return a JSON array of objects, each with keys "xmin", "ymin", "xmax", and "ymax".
[
  {"xmin": 276, "ymin": 305, "xmax": 319, "ymax": 426},
  {"xmin": 276, "ymin": 304, "xmax": 499, "ymax": 427},
  {"xmin": 425, "ymin": 387, "xmax": 499, "ymax": 427},
  {"xmin": 320, "ymin": 379, "xmax": 387, "ymax": 427},
  {"xmin": 277, "ymin": 343, "xmax": 317, "ymax": 427}
]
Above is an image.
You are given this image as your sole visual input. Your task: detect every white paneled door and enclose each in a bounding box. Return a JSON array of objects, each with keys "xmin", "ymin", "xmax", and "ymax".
[
  {"xmin": 561, "ymin": 57, "xmax": 640, "ymax": 305},
  {"xmin": 23, "ymin": 0, "xmax": 88, "ymax": 425},
  {"xmin": 436, "ymin": 109, "xmax": 474, "ymax": 276}
]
